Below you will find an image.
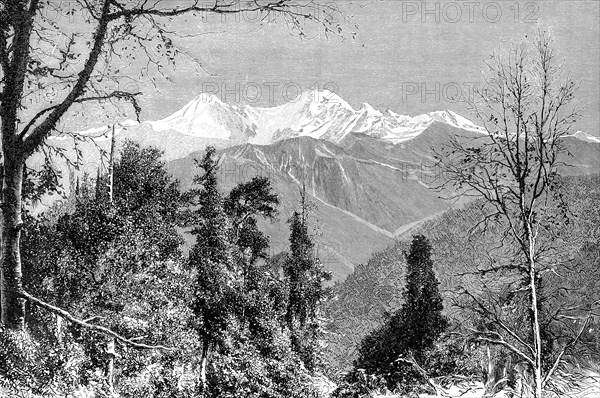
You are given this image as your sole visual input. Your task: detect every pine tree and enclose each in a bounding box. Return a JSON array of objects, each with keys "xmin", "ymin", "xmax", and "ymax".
[
  {"xmin": 354, "ymin": 235, "xmax": 447, "ymax": 389},
  {"xmin": 283, "ymin": 187, "xmax": 331, "ymax": 371},
  {"xmin": 223, "ymin": 176, "xmax": 281, "ymax": 341},
  {"xmin": 399, "ymin": 235, "xmax": 447, "ymax": 358},
  {"xmin": 186, "ymin": 146, "xmax": 236, "ymax": 389}
]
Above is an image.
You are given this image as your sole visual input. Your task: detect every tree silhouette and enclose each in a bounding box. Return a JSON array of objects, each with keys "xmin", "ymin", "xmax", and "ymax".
[
  {"xmin": 400, "ymin": 235, "xmax": 447, "ymax": 357},
  {"xmin": 354, "ymin": 235, "xmax": 446, "ymax": 391},
  {"xmin": 284, "ymin": 187, "xmax": 331, "ymax": 371}
]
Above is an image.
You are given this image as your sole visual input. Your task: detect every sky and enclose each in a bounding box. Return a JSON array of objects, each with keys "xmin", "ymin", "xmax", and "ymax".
[{"xmin": 128, "ymin": 0, "xmax": 600, "ymax": 135}]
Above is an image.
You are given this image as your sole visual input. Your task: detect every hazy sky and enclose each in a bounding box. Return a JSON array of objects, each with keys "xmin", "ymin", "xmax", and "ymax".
[{"xmin": 133, "ymin": 0, "xmax": 599, "ymax": 135}]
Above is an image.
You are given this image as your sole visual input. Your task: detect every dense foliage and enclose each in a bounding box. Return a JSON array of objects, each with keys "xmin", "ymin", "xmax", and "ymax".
[
  {"xmin": 2, "ymin": 139, "xmax": 597, "ymax": 397},
  {"xmin": 0, "ymin": 142, "xmax": 331, "ymax": 397},
  {"xmin": 284, "ymin": 200, "xmax": 332, "ymax": 372}
]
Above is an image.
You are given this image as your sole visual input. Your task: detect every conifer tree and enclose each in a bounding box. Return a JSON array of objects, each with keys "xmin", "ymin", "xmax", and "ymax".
[
  {"xmin": 354, "ymin": 235, "xmax": 447, "ymax": 389},
  {"xmin": 399, "ymin": 235, "xmax": 447, "ymax": 358},
  {"xmin": 284, "ymin": 186, "xmax": 331, "ymax": 371},
  {"xmin": 186, "ymin": 146, "xmax": 235, "ymax": 388},
  {"xmin": 224, "ymin": 176, "xmax": 281, "ymax": 339}
]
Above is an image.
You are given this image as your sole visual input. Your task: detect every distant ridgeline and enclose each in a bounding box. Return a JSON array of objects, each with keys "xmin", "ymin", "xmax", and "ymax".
[{"xmin": 31, "ymin": 91, "xmax": 600, "ymax": 285}]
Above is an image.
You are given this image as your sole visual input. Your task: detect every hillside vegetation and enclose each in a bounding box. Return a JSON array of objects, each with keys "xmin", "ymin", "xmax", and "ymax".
[{"xmin": 325, "ymin": 174, "xmax": 600, "ymax": 374}]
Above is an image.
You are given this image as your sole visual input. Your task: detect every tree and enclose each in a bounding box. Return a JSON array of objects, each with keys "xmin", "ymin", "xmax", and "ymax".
[
  {"xmin": 186, "ymin": 146, "xmax": 235, "ymax": 389},
  {"xmin": 185, "ymin": 148, "xmax": 327, "ymax": 397},
  {"xmin": 399, "ymin": 235, "xmax": 447, "ymax": 358},
  {"xmin": 353, "ymin": 235, "xmax": 447, "ymax": 392},
  {"xmin": 435, "ymin": 29, "xmax": 588, "ymax": 398},
  {"xmin": 283, "ymin": 186, "xmax": 332, "ymax": 371},
  {"xmin": 224, "ymin": 176, "xmax": 279, "ymax": 291},
  {"xmin": 113, "ymin": 140, "xmax": 180, "ymax": 222},
  {"xmin": 223, "ymin": 175, "xmax": 282, "ymax": 339},
  {"xmin": 0, "ymin": 0, "xmax": 348, "ymax": 333}
]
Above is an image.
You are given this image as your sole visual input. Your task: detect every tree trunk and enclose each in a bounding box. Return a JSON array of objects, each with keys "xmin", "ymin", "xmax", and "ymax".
[
  {"xmin": 106, "ymin": 338, "xmax": 116, "ymax": 395},
  {"xmin": 200, "ymin": 339, "xmax": 209, "ymax": 391},
  {"xmin": 527, "ymin": 228, "xmax": 543, "ymax": 398},
  {"xmin": 108, "ymin": 124, "xmax": 116, "ymax": 203},
  {"xmin": 0, "ymin": 152, "xmax": 25, "ymax": 330},
  {"xmin": 530, "ymin": 268, "xmax": 542, "ymax": 398},
  {"xmin": 55, "ymin": 314, "xmax": 63, "ymax": 345}
]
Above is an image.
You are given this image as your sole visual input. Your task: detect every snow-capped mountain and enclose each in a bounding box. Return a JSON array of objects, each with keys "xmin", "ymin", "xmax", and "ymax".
[
  {"xmin": 248, "ymin": 90, "xmax": 357, "ymax": 144},
  {"xmin": 34, "ymin": 90, "xmax": 599, "ymax": 282},
  {"xmin": 138, "ymin": 89, "xmax": 487, "ymax": 146},
  {"xmin": 52, "ymin": 89, "xmax": 599, "ymax": 157},
  {"xmin": 148, "ymin": 93, "xmax": 257, "ymax": 142}
]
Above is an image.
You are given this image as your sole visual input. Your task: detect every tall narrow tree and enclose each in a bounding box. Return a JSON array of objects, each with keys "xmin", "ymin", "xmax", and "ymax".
[
  {"xmin": 284, "ymin": 186, "xmax": 331, "ymax": 371},
  {"xmin": 354, "ymin": 235, "xmax": 446, "ymax": 389},
  {"xmin": 186, "ymin": 146, "xmax": 235, "ymax": 389},
  {"xmin": 400, "ymin": 235, "xmax": 447, "ymax": 356}
]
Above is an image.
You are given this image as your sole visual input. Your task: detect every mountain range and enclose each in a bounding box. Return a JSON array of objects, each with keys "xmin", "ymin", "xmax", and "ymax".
[{"xmin": 41, "ymin": 90, "xmax": 600, "ymax": 281}]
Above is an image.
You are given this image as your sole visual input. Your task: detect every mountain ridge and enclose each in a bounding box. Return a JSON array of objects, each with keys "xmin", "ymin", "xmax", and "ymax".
[
  {"xmin": 43, "ymin": 90, "xmax": 598, "ymax": 164},
  {"xmin": 30, "ymin": 91, "xmax": 600, "ymax": 282}
]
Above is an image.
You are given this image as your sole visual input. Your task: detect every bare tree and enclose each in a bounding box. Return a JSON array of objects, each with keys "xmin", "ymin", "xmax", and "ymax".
[
  {"xmin": 435, "ymin": 29, "xmax": 595, "ymax": 398},
  {"xmin": 0, "ymin": 0, "xmax": 349, "ymax": 340}
]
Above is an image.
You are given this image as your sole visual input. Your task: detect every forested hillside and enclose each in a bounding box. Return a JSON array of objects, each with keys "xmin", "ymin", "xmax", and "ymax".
[
  {"xmin": 1, "ymin": 142, "xmax": 334, "ymax": 397},
  {"xmin": 325, "ymin": 174, "xmax": 600, "ymax": 373}
]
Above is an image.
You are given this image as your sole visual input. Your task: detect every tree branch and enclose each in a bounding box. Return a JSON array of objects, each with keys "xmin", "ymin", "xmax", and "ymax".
[
  {"xmin": 22, "ymin": 0, "xmax": 113, "ymax": 156},
  {"xmin": 471, "ymin": 333, "xmax": 534, "ymax": 367},
  {"xmin": 20, "ymin": 90, "xmax": 142, "ymax": 140},
  {"xmin": 395, "ymin": 352, "xmax": 442, "ymax": 396},
  {"xmin": 542, "ymin": 315, "xmax": 591, "ymax": 387},
  {"xmin": 20, "ymin": 290, "xmax": 173, "ymax": 351}
]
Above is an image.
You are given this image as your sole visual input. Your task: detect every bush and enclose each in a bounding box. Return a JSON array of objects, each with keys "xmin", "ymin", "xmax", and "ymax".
[
  {"xmin": 331, "ymin": 368, "xmax": 390, "ymax": 398},
  {"xmin": 0, "ymin": 327, "xmax": 85, "ymax": 396}
]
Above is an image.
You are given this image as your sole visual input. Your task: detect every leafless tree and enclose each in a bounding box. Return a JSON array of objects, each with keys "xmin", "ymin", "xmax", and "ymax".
[
  {"xmin": 0, "ymin": 0, "xmax": 350, "ymax": 345},
  {"xmin": 435, "ymin": 29, "xmax": 597, "ymax": 398}
]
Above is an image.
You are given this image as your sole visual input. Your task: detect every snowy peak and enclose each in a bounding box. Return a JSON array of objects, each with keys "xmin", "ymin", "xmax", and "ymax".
[
  {"xmin": 429, "ymin": 110, "xmax": 486, "ymax": 133},
  {"xmin": 361, "ymin": 102, "xmax": 382, "ymax": 117},
  {"xmin": 249, "ymin": 89, "xmax": 358, "ymax": 144},
  {"xmin": 68, "ymin": 90, "xmax": 599, "ymax": 150},
  {"xmin": 312, "ymin": 89, "xmax": 355, "ymax": 112},
  {"xmin": 148, "ymin": 93, "xmax": 257, "ymax": 141},
  {"xmin": 128, "ymin": 90, "xmax": 600, "ymax": 149}
]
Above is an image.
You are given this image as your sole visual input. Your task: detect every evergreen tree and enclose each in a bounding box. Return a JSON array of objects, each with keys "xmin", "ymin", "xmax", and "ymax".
[
  {"xmin": 186, "ymin": 146, "xmax": 236, "ymax": 388},
  {"xmin": 284, "ymin": 188, "xmax": 332, "ymax": 371},
  {"xmin": 223, "ymin": 176, "xmax": 283, "ymax": 344},
  {"xmin": 353, "ymin": 235, "xmax": 447, "ymax": 391},
  {"xmin": 399, "ymin": 235, "xmax": 447, "ymax": 357},
  {"xmin": 224, "ymin": 176, "xmax": 279, "ymax": 290},
  {"xmin": 186, "ymin": 150, "xmax": 323, "ymax": 397}
]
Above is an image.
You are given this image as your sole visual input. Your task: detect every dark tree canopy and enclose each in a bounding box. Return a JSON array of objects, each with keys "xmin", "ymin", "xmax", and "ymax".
[
  {"xmin": 353, "ymin": 235, "xmax": 447, "ymax": 390},
  {"xmin": 283, "ymin": 190, "xmax": 332, "ymax": 372},
  {"xmin": 400, "ymin": 235, "xmax": 447, "ymax": 354}
]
